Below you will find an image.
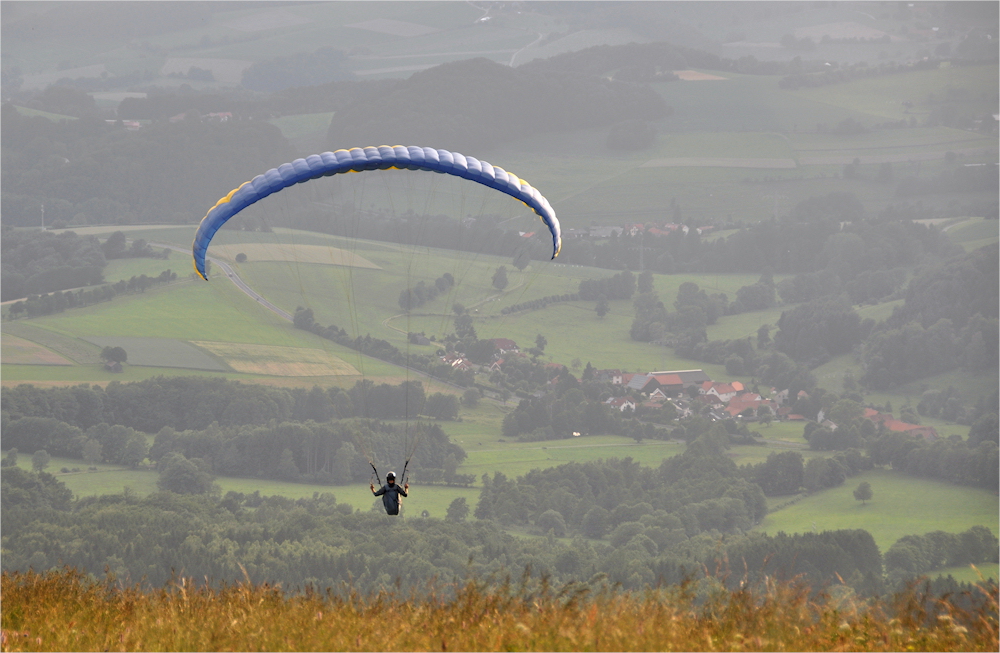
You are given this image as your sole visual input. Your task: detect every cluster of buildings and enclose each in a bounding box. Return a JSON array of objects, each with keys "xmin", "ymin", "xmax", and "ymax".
[
  {"xmin": 441, "ymin": 342, "xmax": 939, "ymax": 441},
  {"xmin": 562, "ymin": 223, "xmax": 718, "ymax": 241},
  {"xmin": 598, "ymin": 369, "xmax": 778, "ymax": 420}
]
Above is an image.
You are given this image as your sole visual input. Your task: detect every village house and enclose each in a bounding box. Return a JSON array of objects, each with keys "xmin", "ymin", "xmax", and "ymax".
[
  {"xmin": 650, "ymin": 369, "xmax": 710, "ymax": 388},
  {"xmin": 489, "ymin": 338, "xmax": 519, "ymax": 354},
  {"xmin": 700, "ymin": 381, "xmax": 744, "ymax": 403},
  {"xmin": 440, "ymin": 353, "xmax": 472, "ymax": 371},
  {"xmin": 595, "ymin": 369, "xmax": 624, "ymax": 385},
  {"xmin": 863, "ymin": 408, "xmax": 938, "ymax": 441},
  {"xmin": 606, "ymin": 396, "xmax": 636, "ymax": 412}
]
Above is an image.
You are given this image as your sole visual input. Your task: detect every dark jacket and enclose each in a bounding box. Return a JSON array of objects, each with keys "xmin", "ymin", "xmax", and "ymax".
[{"xmin": 374, "ymin": 483, "xmax": 407, "ymax": 515}]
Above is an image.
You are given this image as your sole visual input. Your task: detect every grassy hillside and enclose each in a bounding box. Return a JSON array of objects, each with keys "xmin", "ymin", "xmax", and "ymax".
[
  {"xmin": 759, "ymin": 468, "xmax": 999, "ymax": 552},
  {"xmin": 6, "ymin": 567, "xmax": 995, "ymax": 653}
]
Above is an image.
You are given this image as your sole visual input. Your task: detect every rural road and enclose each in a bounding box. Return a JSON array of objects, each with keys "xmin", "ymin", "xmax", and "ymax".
[
  {"xmin": 152, "ymin": 242, "xmax": 293, "ymax": 321},
  {"xmin": 156, "ymin": 241, "xmax": 480, "ymax": 395}
]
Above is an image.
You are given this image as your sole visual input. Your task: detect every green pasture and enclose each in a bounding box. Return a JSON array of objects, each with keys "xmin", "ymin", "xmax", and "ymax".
[
  {"xmin": 19, "ymin": 278, "xmax": 308, "ymax": 345},
  {"xmin": 855, "ymin": 299, "xmax": 904, "ymax": 324},
  {"xmin": 946, "ymin": 217, "xmax": 999, "ymax": 252},
  {"xmin": 101, "ymin": 254, "xmax": 185, "ymax": 284},
  {"xmin": 538, "ymin": 160, "xmax": 912, "ymax": 225},
  {"xmin": 726, "ymin": 443, "xmax": 821, "ymax": 467},
  {"xmin": 1, "ymin": 273, "xmax": 405, "ymax": 384},
  {"xmin": 934, "ymin": 563, "xmax": 999, "ymax": 584},
  {"xmin": 268, "ymin": 112, "xmax": 335, "ymax": 141},
  {"xmin": 742, "ymin": 420, "xmax": 810, "ymax": 446},
  {"xmin": 460, "ymin": 435, "xmax": 685, "ymax": 482},
  {"xmin": 653, "ymin": 73, "xmax": 866, "ymax": 134},
  {"xmin": 787, "ymin": 126, "xmax": 996, "ymax": 157},
  {"xmin": 758, "ymin": 468, "xmax": 999, "ymax": 552},
  {"xmin": 1, "ymin": 321, "xmax": 103, "ymax": 364},
  {"xmin": 166, "ymin": 2, "xmax": 516, "ymax": 68},
  {"xmin": 12, "ymin": 105, "xmax": 77, "ymax": 121},
  {"xmin": 82, "ymin": 336, "xmax": 229, "ymax": 371},
  {"xmin": 19, "ymin": 454, "xmax": 481, "ymax": 520},
  {"xmin": 808, "ymin": 354, "xmax": 862, "ymax": 395},
  {"xmin": 269, "ymin": 112, "xmax": 335, "ymax": 154},
  {"xmin": 50, "ymin": 225, "xmax": 195, "ymax": 245},
  {"xmin": 0, "ymin": 363, "xmax": 283, "ymax": 387},
  {"xmin": 795, "ymin": 64, "xmax": 1000, "ymax": 122},
  {"xmin": 219, "ymin": 480, "xmax": 481, "ymax": 521},
  {"xmin": 705, "ymin": 306, "xmax": 786, "ymax": 342}
]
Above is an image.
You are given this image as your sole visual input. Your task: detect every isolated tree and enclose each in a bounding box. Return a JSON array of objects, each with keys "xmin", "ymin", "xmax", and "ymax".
[
  {"xmin": 157, "ymin": 452, "xmax": 214, "ymax": 494},
  {"xmin": 446, "ymin": 497, "xmax": 469, "ymax": 522},
  {"xmin": 461, "ymin": 388, "xmax": 480, "ymax": 408},
  {"xmin": 235, "ymin": 252, "xmax": 247, "ymax": 263},
  {"xmin": 638, "ymin": 270, "xmax": 654, "ymax": 294},
  {"xmin": 1, "ymin": 448, "xmax": 18, "ymax": 468},
  {"xmin": 31, "ymin": 449, "xmax": 50, "ymax": 473},
  {"xmin": 454, "ymin": 314, "xmax": 477, "ymax": 341},
  {"xmin": 596, "ymin": 296, "xmax": 610, "ymax": 318},
  {"xmin": 512, "ymin": 248, "xmax": 531, "ymax": 271},
  {"xmin": 758, "ymin": 405, "xmax": 774, "ymax": 427},
  {"xmin": 100, "ymin": 346, "xmax": 128, "ymax": 364},
  {"xmin": 424, "ymin": 393, "xmax": 459, "ymax": 420},
  {"xmin": 492, "ymin": 265, "xmax": 508, "ymax": 291},
  {"xmin": 535, "ymin": 334, "xmax": 547, "ymax": 352},
  {"xmin": 452, "ymin": 302, "xmax": 465, "ymax": 315},
  {"xmin": 853, "ymin": 481, "xmax": 873, "ymax": 505}
]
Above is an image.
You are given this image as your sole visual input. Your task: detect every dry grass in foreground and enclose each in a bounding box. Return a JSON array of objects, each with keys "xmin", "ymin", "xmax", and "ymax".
[{"xmin": 1, "ymin": 568, "xmax": 996, "ymax": 652}]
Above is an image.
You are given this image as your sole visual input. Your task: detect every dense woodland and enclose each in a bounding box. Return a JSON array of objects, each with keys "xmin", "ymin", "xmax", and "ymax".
[{"xmin": 2, "ymin": 442, "xmax": 996, "ymax": 598}]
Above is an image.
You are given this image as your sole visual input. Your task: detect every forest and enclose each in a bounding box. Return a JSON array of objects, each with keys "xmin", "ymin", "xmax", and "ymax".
[
  {"xmin": 3, "ymin": 361, "xmax": 996, "ymax": 598},
  {"xmin": 2, "ymin": 440, "xmax": 996, "ymax": 598}
]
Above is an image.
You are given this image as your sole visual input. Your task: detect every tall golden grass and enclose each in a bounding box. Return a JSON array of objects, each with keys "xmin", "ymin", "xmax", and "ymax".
[{"xmin": 1, "ymin": 568, "xmax": 996, "ymax": 652}]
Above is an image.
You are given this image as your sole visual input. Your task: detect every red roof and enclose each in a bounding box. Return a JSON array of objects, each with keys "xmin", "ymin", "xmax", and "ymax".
[{"xmin": 652, "ymin": 373, "xmax": 683, "ymax": 386}]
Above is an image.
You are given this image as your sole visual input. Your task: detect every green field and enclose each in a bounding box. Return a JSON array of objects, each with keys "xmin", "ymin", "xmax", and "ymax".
[
  {"xmin": 268, "ymin": 112, "xmax": 335, "ymax": 141},
  {"xmin": 946, "ymin": 217, "xmax": 1000, "ymax": 253},
  {"xmin": 1, "ymin": 321, "xmax": 103, "ymax": 364},
  {"xmin": 936, "ymin": 562, "xmax": 999, "ymax": 583},
  {"xmin": 758, "ymin": 468, "xmax": 999, "ymax": 552},
  {"xmin": 460, "ymin": 436, "xmax": 686, "ymax": 481},
  {"xmin": 101, "ymin": 254, "xmax": 185, "ymax": 284},
  {"xmin": 796, "ymin": 64, "xmax": 1000, "ymax": 122},
  {"xmin": 82, "ymin": 336, "xmax": 229, "ymax": 371}
]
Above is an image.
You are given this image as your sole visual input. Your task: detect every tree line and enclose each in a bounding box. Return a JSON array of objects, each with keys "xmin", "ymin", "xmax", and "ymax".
[
  {"xmin": 326, "ymin": 57, "xmax": 671, "ymax": 155},
  {"xmin": 4, "ymin": 464, "xmax": 994, "ymax": 599},
  {"xmin": 7, "ymin": 269, "xmax": 178, "ymax": 319},
  {"xmin": 1, "ymin": 101, "xmax": 296, "ymax": 228},
  {"xmin": 1, "ymin": 379, "xmax": 470, "ymax": 486},
  {"xmin": 398, "ymin": 272, "xmax": 454, "ymax": 311},
  {"xmin": 0, "ymin": 227, "xmax": 105, "ymax": 301},
  {"xmin": 1, "ymin": 376, "xmax": 459, "ymax": 433}
]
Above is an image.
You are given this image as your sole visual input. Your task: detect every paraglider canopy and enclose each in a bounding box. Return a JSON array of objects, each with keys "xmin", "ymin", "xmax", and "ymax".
[{"xmin": 191, "ymin": 146, "xmax": 561, "ymax": 280}]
